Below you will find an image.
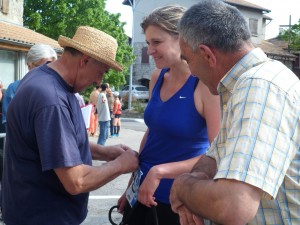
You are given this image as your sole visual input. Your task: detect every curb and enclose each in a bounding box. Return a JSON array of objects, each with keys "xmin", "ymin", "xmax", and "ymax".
[{"xmin": 121, "ymin": 117, "xmax": 144, "ymax": 123}]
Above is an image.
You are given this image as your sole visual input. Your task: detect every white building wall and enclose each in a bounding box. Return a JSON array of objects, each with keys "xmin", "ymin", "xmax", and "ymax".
[
  {"xmin": 0, "ymin": 0, "xmax": 24, "ymax": 25},
  {"xmin": 238, "ymin": 8, "xmax": 265, "ymax": 44}
]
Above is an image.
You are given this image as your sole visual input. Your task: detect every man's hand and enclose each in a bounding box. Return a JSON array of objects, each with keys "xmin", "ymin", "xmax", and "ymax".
[
  {"xmin": 170, "ymin": 172, "xmax": 208, "ymax": 213},
  {"xmin": 115, "ymin": 149, "xmax": 139, "ymax": 174},
  {"xmin": 178, "ymin": 206, "xmax": 205, "ymax": 225},
  {"xmin": 90, "ymin": 142, "xmax": 135, "ymax": 161},
  {"xmin": 105, "ymin": 144, "xmax": 133, "ymax": 161}
]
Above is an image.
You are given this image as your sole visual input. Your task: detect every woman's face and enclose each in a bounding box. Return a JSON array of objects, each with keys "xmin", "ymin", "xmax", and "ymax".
[{"xmin": 145, "ymin": 25, "xmax": 181, "ymax": 69}]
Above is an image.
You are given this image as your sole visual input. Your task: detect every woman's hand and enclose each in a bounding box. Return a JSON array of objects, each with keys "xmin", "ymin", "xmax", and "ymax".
[
  {"xmin": 117, "ymin": 192, "xmax": 128, "ymax": 214},
  {"xmin": 138, "ymin": 166, "xmax": 160, "ymax": 207}
]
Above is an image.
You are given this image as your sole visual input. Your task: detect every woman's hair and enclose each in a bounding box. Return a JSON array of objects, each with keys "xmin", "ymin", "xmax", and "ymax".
[
  {"xmin": 141, "ymin": 5, "xmax": 186, "ymax": 36},
  {"xmin": 178, "ymin": 0, "xmax": 251, "ymax": 53},
  {"xmin": 26, "ymin": 44, "xmax": 57, "ymax": 64}
]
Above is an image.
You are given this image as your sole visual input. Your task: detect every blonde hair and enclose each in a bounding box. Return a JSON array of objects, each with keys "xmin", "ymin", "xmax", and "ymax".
[{"xmin": 141, "ymin": 5, "xmax": 186, "ymax": 36}]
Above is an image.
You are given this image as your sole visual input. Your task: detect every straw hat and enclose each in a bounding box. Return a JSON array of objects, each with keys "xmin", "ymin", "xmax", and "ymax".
[{"xmin": 58, "ymin": 26, "xmax": 123, "ymax": 71}]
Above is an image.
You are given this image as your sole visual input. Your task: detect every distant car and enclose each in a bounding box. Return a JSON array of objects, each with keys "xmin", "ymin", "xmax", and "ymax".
[{"xmin": 119, "ymin": 85, "xmax": 149, "ymax": 101}]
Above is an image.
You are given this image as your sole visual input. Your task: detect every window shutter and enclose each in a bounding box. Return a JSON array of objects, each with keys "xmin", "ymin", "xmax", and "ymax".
[{"xmin": 1, "ymin": 0, "xmax": 9, "ymax": 14}]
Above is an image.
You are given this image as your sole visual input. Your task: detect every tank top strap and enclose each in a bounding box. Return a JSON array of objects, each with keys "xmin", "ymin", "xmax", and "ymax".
[{"xmin": 151, "ymin": 68, "xmax": 169, "ymax": 99}]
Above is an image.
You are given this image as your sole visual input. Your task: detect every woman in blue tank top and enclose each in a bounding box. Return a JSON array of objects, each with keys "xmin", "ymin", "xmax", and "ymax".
[{"xmin": 118, "ymin": 5, "xmax": 220, "ymax": 225}]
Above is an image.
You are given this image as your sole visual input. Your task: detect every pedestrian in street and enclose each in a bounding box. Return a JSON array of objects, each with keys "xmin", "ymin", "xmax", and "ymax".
[
  {"xmin": 97, "ymin": 83, "xmax": 110, "ymax": 145},
  {"xmin": 112, "ymin": 91, "xmax": 122, "ymax": 137},
  {"xmin": 107, "ymin": 84, "xmax": 115, "ymax": 137},
  {"xmin": 2, "ymin": 26, "xmax": 139, "ymax": 225},
  {"xmin": 117, "ymin": 5, "xmax": 220, "ymax": 225},
  {"xmin": 169, "ymin": 1, "xmax": 300, "ymax": 225},
  {"xmin": 74, "ymin": 92, "xmax": 85, "ymax": 107},
  {"xmin": 88, "ymin": 85, "xmax": 100, "ymax": 136}
]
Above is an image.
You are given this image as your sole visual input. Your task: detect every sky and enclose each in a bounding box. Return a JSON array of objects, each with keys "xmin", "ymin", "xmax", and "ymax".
[{"xmin": 105, "ymin": 0, "xmax": 300, "ymax": 39}]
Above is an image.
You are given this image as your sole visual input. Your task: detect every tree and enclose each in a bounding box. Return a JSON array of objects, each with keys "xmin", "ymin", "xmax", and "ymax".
[
  {"xmin": 24, "ymin": 0, "xmax": 135, "ymax": 101},
  {"xmin": 279, "ymin": 19, "xmax": 300, "ymax": 51}
]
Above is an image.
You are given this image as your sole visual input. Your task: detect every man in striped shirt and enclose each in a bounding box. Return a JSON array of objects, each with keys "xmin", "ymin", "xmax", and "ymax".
[{"xmin": 170, "ymin": 1, "xmax": 300, "ymax": 225}]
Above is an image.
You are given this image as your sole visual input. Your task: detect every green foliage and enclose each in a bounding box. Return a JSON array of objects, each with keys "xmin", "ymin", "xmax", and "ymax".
[
  {"xmin": 24, "ymin": 0, "xmax": 135, "ymax": 96},
  {"xmin": 278, "ymin": 19, "xmax": 300, "ymax": 51}
]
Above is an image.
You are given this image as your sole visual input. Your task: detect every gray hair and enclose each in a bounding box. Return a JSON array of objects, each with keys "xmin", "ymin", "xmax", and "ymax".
[
  {"xmin": 178, "ymin": 0, "xmax": 252, "ymax": 53},
  {"xmin": 141, "ymin": 5, "xmax": 186, "ymax": 36},
  {"xmin": 26, "ymin": 44, "xmax": 57, "ymax": 64}
]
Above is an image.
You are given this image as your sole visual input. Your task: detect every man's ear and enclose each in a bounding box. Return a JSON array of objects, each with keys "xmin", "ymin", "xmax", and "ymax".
[
  {"xmin": 199, "ymin": 44, "xmax": 217, "ymax": 67},
  {"xmin": 80, "ymin": 55, "xmax": 90, "ymax": 66}
]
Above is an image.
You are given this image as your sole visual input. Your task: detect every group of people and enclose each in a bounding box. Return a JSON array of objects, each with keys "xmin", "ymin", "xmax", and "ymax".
[
  {"xmin": 1, "ymin": 0, "xmax": 300, "ymax": 225},
  {"xmin": 88, "ymin": 82, "xmax": 122, "ymax": 146}
]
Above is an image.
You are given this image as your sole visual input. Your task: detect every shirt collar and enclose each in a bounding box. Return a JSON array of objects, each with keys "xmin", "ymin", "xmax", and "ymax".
[{"xmin": 217, "ymin": 48, "xmax": 269, "ymax": 94}]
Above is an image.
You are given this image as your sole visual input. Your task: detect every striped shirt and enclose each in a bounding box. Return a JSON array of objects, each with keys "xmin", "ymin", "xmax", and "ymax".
[{"xmin": 206, "ymin": 48, "xmax": 300, "ymax": 224}]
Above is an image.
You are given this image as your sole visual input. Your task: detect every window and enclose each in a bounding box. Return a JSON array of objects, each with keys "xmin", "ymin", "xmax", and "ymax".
[
  {"xmin": 1, "ymin": 0, "xmax": 9, "ymax": 14},
  {"xmin": 141, "ymin": 47, "xmax": 149, "ymax": 64},
  {"xmin": 0, "ymin": 50, "xmax": 17, "ymax": 89},
  {"xmin": 249, "ymin": 18, "xmax": 258, "ymax": 36}
]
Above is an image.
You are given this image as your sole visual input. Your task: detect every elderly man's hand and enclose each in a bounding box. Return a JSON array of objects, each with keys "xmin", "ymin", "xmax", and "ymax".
[
  {"xmin": 115, "ymin": 149, "xmax": 139, "ymax": 174},
  {"xmin": 105, "ymin": 144, "xmax": 134, "ymax": 160},
  {"xmin": 170, "ymin": 172, "xmax": 210, "ymax": 225},
  {"xmin": 177, "ymin": 206, "xmax": 205, "ymax": 225}
]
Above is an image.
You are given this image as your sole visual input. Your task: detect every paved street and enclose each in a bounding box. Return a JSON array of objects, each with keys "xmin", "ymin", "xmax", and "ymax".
[{"xmin": 82, "ymin": 118, "xmax": 146, "ymax": 225}]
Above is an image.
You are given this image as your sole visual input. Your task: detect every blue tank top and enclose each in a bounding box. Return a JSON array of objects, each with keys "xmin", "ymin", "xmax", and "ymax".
[{"xmin": 139, "ymin": 68, "xmax": 209, "ymax": 204}]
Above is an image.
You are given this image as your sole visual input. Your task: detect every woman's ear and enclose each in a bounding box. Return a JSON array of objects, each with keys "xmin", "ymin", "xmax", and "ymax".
[
  {"xmin": 199, "ymin": 44, "xmax": 217, "ymax": 67},
  {"xmin": 27, "ymin": 63, "xmax": 33, "ymax": 71}
]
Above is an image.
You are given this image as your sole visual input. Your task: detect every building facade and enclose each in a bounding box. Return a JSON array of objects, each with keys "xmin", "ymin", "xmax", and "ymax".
[
  {"xmin": 0, "ymin": 0, "xmax": 61, "ymax": 89},
  {"xmin": 123, "ymin": 0, "xmax": 296, "ymax": 88}
]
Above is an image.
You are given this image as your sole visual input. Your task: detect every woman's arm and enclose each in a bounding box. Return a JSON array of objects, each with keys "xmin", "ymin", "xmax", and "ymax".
[
  {"xmin": 138, "ymin": 155, "xmax": 203, "ymax": 207},
  {"xmin": 194, "ymin": 80, "xmax": 220, "ymax": 143}
]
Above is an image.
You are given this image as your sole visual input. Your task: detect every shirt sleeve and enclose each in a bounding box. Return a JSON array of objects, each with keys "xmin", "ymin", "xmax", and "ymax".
[
  {"xmin": 34, "ymin": 105, "xmax": 84, "ymax": 171},
  {"xmin": 214, "ymin": 78, "xmax": 299, "ymax": 199}
]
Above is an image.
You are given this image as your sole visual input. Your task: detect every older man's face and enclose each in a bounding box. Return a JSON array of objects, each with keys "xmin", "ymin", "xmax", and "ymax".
[
  {"xmin": 74, "ymin": 56, "xmax": 110, "ymax": 92},
  {"xmin": 179, "ymin": 38, "xmax": 218, "ymax": 95}
]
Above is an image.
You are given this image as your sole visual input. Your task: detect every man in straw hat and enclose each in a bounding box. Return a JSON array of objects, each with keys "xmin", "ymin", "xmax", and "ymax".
[{"xmin": 2, "ymin": 26, "xmax": 138, "ymax": 224}]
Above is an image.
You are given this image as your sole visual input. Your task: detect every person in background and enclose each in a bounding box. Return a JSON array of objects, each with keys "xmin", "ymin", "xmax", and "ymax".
[
  {"xmin": 2, "ymin": 26, "xmax": 138, "ymax": 225},
  {"xmin": 107, "ymin": 85, "xmax": 115, "ymax": 137},
  {"xmin": 0, "ymin": 81, "xmax": 2, "ymax": 102},
  {"xmin": 112, "ymin": 91, "xmax": 122, "ymax": 137},
  {"xmin": 88, "ymin": 85, "xmax": 100, "ymax": 136},
  {"xmin": 0, "ymin": 44, "xmax": 57, "ymax": 218},
  {"xmin": 2, "ymin": 44, "xmax": 58, "ymax": 128},
  {"xmin": 97, "ymin": 83, "xmax": 110, "ymax": 145},
  {"xmin": 169, "ymin": 1, "xmax": 300, "ymax": 225},
  {"xmin": 75, "ymin": 92, "xmax": 85, "ymax": 107},
  {"xmin": 117, "ymin": 5, "xmax": 220, "ymax": 225}
]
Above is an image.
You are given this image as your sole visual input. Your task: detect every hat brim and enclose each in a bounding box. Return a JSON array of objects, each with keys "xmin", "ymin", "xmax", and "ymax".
[{"xmin": 58, "ymin": 36, "xmax": 123, "ymax": 71}]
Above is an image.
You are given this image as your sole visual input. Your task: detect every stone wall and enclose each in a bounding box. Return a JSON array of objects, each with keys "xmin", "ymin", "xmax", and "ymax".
[
  {"xmin": 0, "ymin": 0, "xmax": 24, "ymax": 25},
  {"xmin": 133, "ymin": 42, "xmax": 155, "ymax": 85}
]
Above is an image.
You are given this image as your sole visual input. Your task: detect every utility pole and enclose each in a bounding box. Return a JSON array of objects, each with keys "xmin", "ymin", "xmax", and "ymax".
[
  {"xmin": 279, "ymin": 15, "xmax": 292, "ymax": 53},
  {"xmin": 127, "ymin": 0, "xmax": 136, "ymax": 110}
]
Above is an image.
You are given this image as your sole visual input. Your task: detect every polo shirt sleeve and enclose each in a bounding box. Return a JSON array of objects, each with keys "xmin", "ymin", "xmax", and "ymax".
[{"xmin": 214, "ymin": 78, "xmax": 299, "ymax": 199}]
